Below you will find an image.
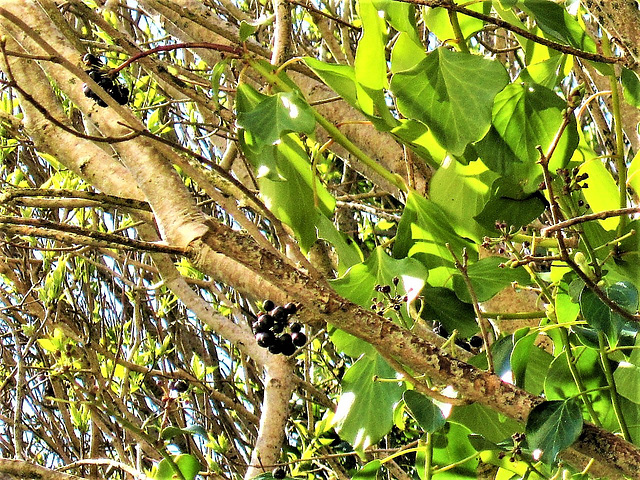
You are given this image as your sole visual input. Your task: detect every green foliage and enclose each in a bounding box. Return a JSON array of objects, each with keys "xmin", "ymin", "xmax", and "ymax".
[{"xmin": 525, "ymin": 399, "xmax": 583, "ymax": 465}]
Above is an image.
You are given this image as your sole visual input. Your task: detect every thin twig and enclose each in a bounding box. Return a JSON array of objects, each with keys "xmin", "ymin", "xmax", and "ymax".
[
  {"xmin": 540, "ymin": 208, "xmax": 640, "ymax": 236},
  {"xmin": 395, "ymin": 0, "xmax": 621, "ymax": 65}
]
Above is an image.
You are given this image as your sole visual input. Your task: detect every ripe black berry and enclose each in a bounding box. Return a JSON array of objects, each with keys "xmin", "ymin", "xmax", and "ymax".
[
  {"xmin": 380, "ymin": 285, "xmax": 391, "ymax": 294},
  {"xmin": 455, "ymin": 339, "xmax": 472, "ymax": 352},
  {"xmin": 272, "ymin": 321, "xmax": 286, "ymax": 334},
  {"xmin": 263, "ymin": 299, "xmax": 275, "ymax": 312},
  {"xmin": 256, "ymin": 313, "xmax": 274, "ymax": 330},
  {"xmin": 271, "ymin": 306, "xmax": 287, "ymax": 321},
  {"xmin": 291, "ymin": 331, "xmax": 307, "ymax": 347},
  {"xmin": 469, "ymin": 336, "xmax": 483, "ymax": 348},
  {"xmin": 272, "ymin": 467, "xmax": 287, "ymax": 479},
  {"xmin": 433, "ymin": 322, "xmax": 449, "ymax": 338},
  {"xmin": 170, "ymin": 380, "xmax": 188, "ymax": 393},
  {"xmin": 290, "ymin": 322, "xmax": 302, "ymax": 333},
  {"xmin": 281, "ymin": 341, "xmax": 297, "ymax": 356},
  {"xmin": 283, "ymin": 302, "xmax": 297, "ymax": 315},
  {"xmin": 256, "ymin": 331, "xmax": 276, "ymax": 348},
  {"xmin": 268, "ymin": 341, "xmax": 283, "ymax": 355}
]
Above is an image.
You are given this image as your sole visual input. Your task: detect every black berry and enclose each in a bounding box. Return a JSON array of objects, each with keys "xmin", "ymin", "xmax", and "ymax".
[
  {"xmin": 433, "ymin": 322, "xmax": 449, "ymax": 338},
  {"xmin": 256, "ymin": 331, "xmax": 276, "ymax": 348},
  {"xmin": 284, "ymin": 302, "xmax": 297, "ymax": 315},
  {"xmin": 170, "ymin": 380, "xmax": 188, "ymax": 393},
  {"xmin": 469, "ymin": 336, "xmax": 483, "ymax": 348},
  {"xmin": 290, "ymin": 322, "xmax": 302, "ymax": 333},
  {"xmin": 271, "ymin": 306, "xmax": 287, "ymax": 321},
  {"xmin": 291, "ymin": 331, "xmax": 307, "ymax": 347},
  {"xmin": 272, "ymin": 321, "xmax": 286, "ymax": 334},
  {"xmin": 256, "ymin": 313, "xmax": 274, "ymax": 330},
  {"xmin": 272, "ymin": 467, "xmax": 287, "ymax": 479},
  {"xmin": 263, "ymin": 299, "xmax": 275, "ymax": 312},
  {"xmin": 268, "ymin": 342, "xmax": 283, "ymax": 355}
]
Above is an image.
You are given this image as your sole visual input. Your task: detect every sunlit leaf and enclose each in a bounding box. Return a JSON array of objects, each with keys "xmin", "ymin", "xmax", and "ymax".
[{"xmin": 525, "ymin": 399, "xmax": 583, "ymax": 465}]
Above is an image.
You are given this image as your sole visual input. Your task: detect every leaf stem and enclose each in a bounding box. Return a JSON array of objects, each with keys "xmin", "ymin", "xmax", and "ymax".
[
  {"xmin": 447, "ymin": 9, "xmax": 469, "ymax": 54},
  {"xmin": 597, "ymin": 332, "xmax": 631, "ymax": 441},
  {"xmin": 424, "ymin": 433, "xmax": 433, "ymax": 480}
]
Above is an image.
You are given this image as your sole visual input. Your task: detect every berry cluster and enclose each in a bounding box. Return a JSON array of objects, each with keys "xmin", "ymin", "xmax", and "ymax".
[
  {"xmin": 370, "ymin": 277, "xmax": 408, "ymax": 317},
  {"xmin": 82, "ymin": 53, "xmax": 129, "ymax": 107},
  {"xmin": 432, "ymin": 322, "xmax": 483, "ymax": 352},
  {"xmin": 253, "ymin": 300, "xmax": 306, "ymax": 356},
  {"xmin": 557, "ymin": 167, "xmax": 589, "ymax": 195}
]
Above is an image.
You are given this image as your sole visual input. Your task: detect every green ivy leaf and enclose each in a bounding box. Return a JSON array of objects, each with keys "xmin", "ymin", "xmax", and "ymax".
[
  {"xmin": 331, "ymin": 246, "xmax": 429, "ymax": 310},
  {"xmin": 394, "ymin": 191, "xmax": 475, "ymax": 286},
  {"xmin": 491, "ymin": 82, "xmax": 578, "ymax": 193},
  {"xmin": 352, "ymin": 460, "xmax": 381, "ymax": 480},
  {"xmin": 450, "ymin": 404, "xmax": 520, "ymax": 444},
  {"xmin": 473, "ymin": 177, "xmax": 547, "ymax": 231},
  {"xmin": 525, "ymin": 399, "xmax": 583, "ymax": 465},
  {"xmin": 430, "ymin": 159, "xmax": 498, "ymax": 242},
  {"xmin": 391, "ymin": 48, "xmax": 509, "ymax": 155},
  {"xmin": 521, "ymin": 0, "xmax": 596, "ymax": 52},
  {"xmin": 403, "ymin": 390, "xmax": 446, "ymax": 433},
  {"xmin": 257, "ymin": 135, "xmax": 335, "ymax": 252},
  {"xmin": 420, "ymin": 286, "xmax": 477, "ymax": 338},
  {"xmin": 155, "ymin": 454, "xmax": 201, "ymax": 480},
  {"xmin": 579, "ymin": 281, "xmax": 638, "ymax": 346},
  {"xmin": 333, "ymin": 354, "xmax": 405, "ymax": 450},
  {"xmin": 452, "ymin": 257, "xmax": 532, "ymax": 303},
  {"xmin": 302, "ymin": 58, "xmax": 358, "ymax": 107},
  {"xmin": 237, "ymin": 91, "xmax": 315, "ymax": 148},
  {"xmin": 622, "ymin": 68, "xmax": 640, "ymax": 109}
]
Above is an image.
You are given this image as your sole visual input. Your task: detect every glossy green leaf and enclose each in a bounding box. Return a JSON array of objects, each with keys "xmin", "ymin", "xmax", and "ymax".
[
  {"xmin": 302, "ymin": 58, "xmax": 358, "ymax": 106},
  {"xmin": 578, "ymin": 156, "xmax": 620, "ymax": 230},
  {"xmin": 403, "ymin": 390, "xmax": 446, "ymax": 433},
  {"xmin": 391, "ymin": 32, "xmax": 426, "ymax": 73},
  {"xmin": 614, "ymin": 362, "xmax": 640, "ymax": 404},
  {"xmin": 511, "ymin": 334, "xmax": 552, "ymax": 395},
  {"xmin": 428, "ymin": 422, "xmax": 478, "ymax": 479},
  {"xmin": 425, "ymin": 2, "xmax": 486, "ymax": 42},
  {"xmin": 391, "ymin": 48, "xmax": 509, "ymax": 155},
  {"xmin": 450, "ymin": 404, "xmax": 520, "ymax": 444},
  {"xmin": 522, "ymin": 0, "xmax": 596, "ymax": 52},
  {"xmin": 491, "ymin": 82, "xmax": 578, "ymax": 193},
  {"xmin": 430, "ymin": 159, "xmax": 498, "ymax": 242},
  {"xmin": 333, "ymin": 354, "xmax": 404, "ymax": 450},
  {"xmin": 394, "ymin": 191, "xmax": 476, "ymax": 286},
  {"xmin": 155, "ymin": 454, "xmax": 201, "ymax": 480},
  {"xmin": 316, "ymin": 214, "xmax": 363, "ymax": 274},
  {"xmin": 580, "ymin": 281, "xmax": 638, "ymax": 346},
  {"xmin": 525, "ymin": 399, "xmax": 583, "ymax": 465},
  {"xmin": 354, "ymin": 0, "xmax": 394, "ymax": 125},
  {"xmin": 473, "ymin": 177, "xmax": 547, "ymax": 231},
  {"xmin": 622, "ymin": 68, "xmax": 640, "ymax": 109},
  {"xmin": 352, "ymin": 460, "xmax": 381, "ymax": 479},
  {"xmin": 373, "ymin": 1, "xmax": 419, "ymax": 40},
  {"xmin": 331, "ymin": 245, "xmax": 429, "ymax": 309},
  {"xmin": 544, "ymin": 347, "xmax": 620, "ymax": 434},
  {"xmin": 421, "ymin": 286, "xmax": 477, "ymax": 338},
  {"xmin": 255, "ymin": 135, "xmax": 334, "ymax": 251},
  {"xmin": 518, "ymin": 55, "xmax": 569, "ymax": 89},
  {"xmin": 390, "ymin": 119, "xmax": 444, "ymax": 166},
  {"xmin": 237, "ymin": 91, "xmax": 315, "ymax": 148},
  {"xmin": 452, "ymin": 256, "xmax": 532, "ymax": 303},
  {"xmin": 628, "ymin": 149, "xmax": 640, "ymax": 198}
]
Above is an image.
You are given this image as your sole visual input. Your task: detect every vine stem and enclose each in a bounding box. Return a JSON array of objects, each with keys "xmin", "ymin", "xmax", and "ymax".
[
  {"xmin": 597, "ymin": 332, "xmax": 632, "ymax": 441},
  {"xmin": 445, "ymin": 244, "xmax": 494, "ymax": 372},
  {"xmin": 601, "ymin": 35, "xmax": 629, "ymax": 236}
]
